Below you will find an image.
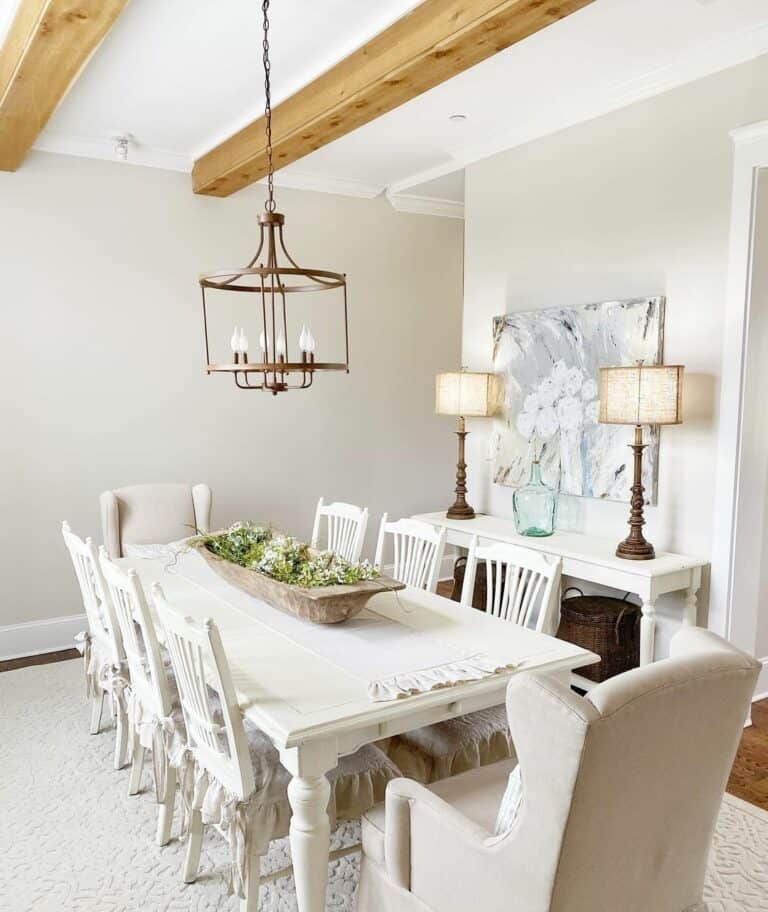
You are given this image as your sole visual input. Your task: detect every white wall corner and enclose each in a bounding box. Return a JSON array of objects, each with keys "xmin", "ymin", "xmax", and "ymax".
[
  {"xmin": 0, "ymin": 614, "xmax": 86, "ymax": 662},
  {"xmin": 385, "ymin": 190, "xmax": 464, "ymax": 220},
  {"xmin": 731, "ymin": 120, "xmax": 768, "ymax": 146}
]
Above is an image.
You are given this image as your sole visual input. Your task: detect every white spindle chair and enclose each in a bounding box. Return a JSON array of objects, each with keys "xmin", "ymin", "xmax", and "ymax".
[
  {"xmin": 461, "ymin": 537, "xmax": 562, "ymax": 634},
  {"xmin": 61, "ymin": 522, "xmax": 129, "ymax": 769},
  {"xmin": 374, "ymin": 516, "xmax": 446, "ymax": 592},
  {"xmin": 385, "ymin": 537, "xmax": 562, "ymax": 785},
  {"xmin": 99, "ymin": 550, "xmax": 179, "ymax": 845},
  {"xmin": 154, "ymin": 585, "xmax": 400, "ymax": 911},
  {"xmin": 310, "ymin": 497, "xmax": 368, "ymax": 563},
  {"xmin": 155, "ymin": 591, "xmax": 258, "ymax": 905}
]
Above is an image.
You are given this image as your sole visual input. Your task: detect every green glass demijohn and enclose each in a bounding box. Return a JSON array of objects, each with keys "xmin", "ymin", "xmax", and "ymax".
[{"xmin": 513, "ymin": 461, "xmax": 557, "ymax": 537}]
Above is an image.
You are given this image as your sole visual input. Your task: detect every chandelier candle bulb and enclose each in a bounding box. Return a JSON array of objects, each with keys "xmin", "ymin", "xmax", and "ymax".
[
  {"xmin": 275, "ymin": 333, "xmax": 286, "ymax": 361},
  {"xmin": 238, "ymin": 330, "xmax": 249, "ymax": 358},
  {"xmin": 230, "ymin": 326, "xmax": 241, "ymax": 364}
]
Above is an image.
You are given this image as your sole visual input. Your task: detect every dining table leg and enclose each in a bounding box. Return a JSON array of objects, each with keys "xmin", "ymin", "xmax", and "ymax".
[{"xmin": 281, "ymin": 740, "xmax": 338, "ymax": 912}]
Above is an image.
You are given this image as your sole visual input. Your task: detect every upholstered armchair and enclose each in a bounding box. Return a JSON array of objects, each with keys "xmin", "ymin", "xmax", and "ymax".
[
  {"xmin": 100, "ymin": 483, "xmax": 212, "ymax": 558},
  {"xmin": 357, "ymin": 628, "xmax": 759, "ymax": 912}
]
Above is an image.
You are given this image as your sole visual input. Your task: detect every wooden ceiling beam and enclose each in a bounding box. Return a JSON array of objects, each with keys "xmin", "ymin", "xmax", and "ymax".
[
  {"xmin": 193, "ymin": 0, "xmax": 594, "ymax": 198},
  {"xmin": 0, "ymin": 0, "xmax": 129, "ymax": 171}
]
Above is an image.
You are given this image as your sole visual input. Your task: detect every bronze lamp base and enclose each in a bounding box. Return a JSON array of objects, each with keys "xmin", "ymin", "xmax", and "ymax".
[
  {"xmin": 446, "ymin": 416, "xmax": 475, "ymax": 520},
  {"xmin": 616, "ymin": 425, "xmax": 655, "ymax": 561}
]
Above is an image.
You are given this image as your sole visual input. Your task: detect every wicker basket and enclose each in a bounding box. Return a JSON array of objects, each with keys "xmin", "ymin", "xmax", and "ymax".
[
  {"xmin": 450, "ymin": 555, "xmax": 487, "ymax": 611},
  {"xmin": 556, "ymin": 588, "xmax": 640, "ymax": 682}
]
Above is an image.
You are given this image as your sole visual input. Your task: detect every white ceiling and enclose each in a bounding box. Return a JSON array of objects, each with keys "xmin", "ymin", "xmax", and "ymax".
[{"xmin": 2, "ymin": 0, "xmax": 768, "ymax": 204}]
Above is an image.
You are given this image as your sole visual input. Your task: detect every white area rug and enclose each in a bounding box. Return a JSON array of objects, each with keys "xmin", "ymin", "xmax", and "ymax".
[{"xmin": 1, "ymin": 660, "xmax": 767, "ymax": 911}]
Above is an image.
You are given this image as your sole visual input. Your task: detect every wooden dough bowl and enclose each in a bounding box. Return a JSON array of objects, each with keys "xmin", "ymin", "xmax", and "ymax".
[{"xmin": 192, "ymin": 540, "xmax": 405, "ymax": 624}]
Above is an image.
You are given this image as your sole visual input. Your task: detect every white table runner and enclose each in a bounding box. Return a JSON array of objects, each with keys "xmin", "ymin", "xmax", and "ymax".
[{"xmin": 156, "ymin": 549, "xmax": 517, "ymax": 701}]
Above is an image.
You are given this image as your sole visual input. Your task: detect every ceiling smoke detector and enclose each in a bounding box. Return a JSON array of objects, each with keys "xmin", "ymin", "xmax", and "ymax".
[
  {"xmin": 112, "ymin": 134, "xmax": 133, "ymax": 161},
  {"xmin": 448, "ymin": 114, "xmax": 467, "ymax": 123}
]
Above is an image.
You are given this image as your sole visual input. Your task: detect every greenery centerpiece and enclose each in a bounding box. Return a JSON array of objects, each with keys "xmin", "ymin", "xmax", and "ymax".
[{"xmin": 190, "ymin": 523, "xmax": 401, "ymax": 624}]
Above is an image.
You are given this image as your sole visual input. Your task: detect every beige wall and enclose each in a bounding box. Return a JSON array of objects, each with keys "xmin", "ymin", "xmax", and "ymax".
[
  {"xmin": 0, "ymin": 152, "xmax": 462, "ymax": 632},
  {"xmin": 462, "ymin": 55, "xmax": 768, "ymax": 655}
]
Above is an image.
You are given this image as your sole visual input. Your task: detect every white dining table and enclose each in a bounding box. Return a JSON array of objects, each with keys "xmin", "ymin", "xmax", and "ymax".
[{"xmin": 121, "ymin": 553, "xmax": 598, "ymax": 912}]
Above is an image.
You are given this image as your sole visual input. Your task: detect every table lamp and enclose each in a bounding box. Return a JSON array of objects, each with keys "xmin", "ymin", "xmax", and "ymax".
[
  {"xmin": 435, "ymin": 370, "xmax": 498, "ymax": 519},
  {"xmin": 599, "ymin": 362, "xmax": 684, "ymax": 560}
]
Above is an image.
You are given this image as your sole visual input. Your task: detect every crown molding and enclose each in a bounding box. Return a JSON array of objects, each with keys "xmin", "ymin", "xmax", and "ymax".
[
  {"xmin": 267, "ymin": 170, "xmax": 383, "ymax": 199},
  {"xmin": 33, "ymin": 132, "xmax": 191, "ymax": 172},
  {"xmin": 730, "ymin": 120, "xmax": 768, "ymax": 145},
  {"xmin": 386, "ymin": 191, "xmax": 464, "ymax": 219},
  {"xmin": 389, "ymin": 19, "xmax": 768, "ymax": 194}
]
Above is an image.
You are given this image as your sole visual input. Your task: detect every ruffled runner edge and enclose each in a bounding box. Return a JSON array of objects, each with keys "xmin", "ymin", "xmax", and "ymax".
[{"xmin": 368, "ymin": 654, "xmax": 518, "ymax": 702}]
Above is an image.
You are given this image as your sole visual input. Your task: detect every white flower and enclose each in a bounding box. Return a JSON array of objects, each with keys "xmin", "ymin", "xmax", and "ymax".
[
  {"xmin": 517, "ymin": 389, "xmax": 560, "ymax": 440},
  {"xmin": 580, "ymin": 378, "xmax": 598, "ymax": 401},
  {"xmin": 551, "ymin": 360, "xmax": 569, "ymax": 384},
  {"xmin": 536, "ymin": 405, "xmax": 559, "ymax": 438},
  {"xmin": 556, "ymin": 395, "xmax": 584, "ymax": 431},
  {"xmin": 564, "ymin": 367, "xmax": 584, "ymax": 397},
  {"xmin": 523, "ymin": 392, "xmax": 540, "ymax": 413},
  {"xmin": 517, "ymin": 409, "xmax": 537, "ymax": 439},
  {"xmin": 537, "ymin": 375, "xmax": 559, "ymax": 406}
]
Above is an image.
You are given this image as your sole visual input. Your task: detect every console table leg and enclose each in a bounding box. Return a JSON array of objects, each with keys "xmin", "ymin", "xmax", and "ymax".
[
  {"xmin": 684, "ymin": 586, "xmax": 698, "ymax": 626},
  {"xmin": 640, "ymin": 601, "xmax": 656, "ymax": 665}
]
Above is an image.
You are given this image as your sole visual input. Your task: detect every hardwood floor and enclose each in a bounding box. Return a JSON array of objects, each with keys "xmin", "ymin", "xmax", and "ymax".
[
  {"xmin": 728, "ymin": 699, "xmax": 768, "ymax": 811},
  {"xmin": 2, "ymin": 640, "xmax": 766, "ymax": 811},
  {"xmin": 0, "ymin": 647, "xmax": 79, "ymax": 673}
]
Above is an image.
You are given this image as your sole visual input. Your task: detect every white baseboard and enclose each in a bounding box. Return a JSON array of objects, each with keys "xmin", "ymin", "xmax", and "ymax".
[
  {"xmin": 753, "ymin": 657, "xmax": 768, "ymax": 704},
  {"xmin": 0, "ymin": 614, "xmax": 85, "ymax": 661}
]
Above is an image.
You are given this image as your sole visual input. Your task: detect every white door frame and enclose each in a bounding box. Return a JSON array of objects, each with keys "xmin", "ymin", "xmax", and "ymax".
[{"xmin": 711, "ymin": 120, "xmax": 768, "ymax": 697}]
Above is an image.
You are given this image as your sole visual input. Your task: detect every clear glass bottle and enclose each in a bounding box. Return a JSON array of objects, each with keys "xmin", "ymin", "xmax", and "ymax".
[{"xmin": 513, "ymin": 461, "xmax": 557, "ymax": 537}]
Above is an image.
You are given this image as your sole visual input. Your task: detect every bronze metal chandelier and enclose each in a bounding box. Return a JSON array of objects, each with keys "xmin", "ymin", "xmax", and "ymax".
[{"xmin": 199, "ymin": 0, "xmax": 349, "ymax": 395}]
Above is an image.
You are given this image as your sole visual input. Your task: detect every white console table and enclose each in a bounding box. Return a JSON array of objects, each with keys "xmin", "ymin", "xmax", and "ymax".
[{"xmin": 412, "ymin": 512, "xmax": 708, "ymax": 668}]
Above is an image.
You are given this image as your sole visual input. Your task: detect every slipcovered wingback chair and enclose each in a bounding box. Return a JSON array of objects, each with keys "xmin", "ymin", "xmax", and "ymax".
[
  {"xmin": 357, "ymin": 628, "xmax": 759, "ymax": 912},
  {"xmin": 100, "ymin": 483, "xmax": 212, "ymax": 558}
]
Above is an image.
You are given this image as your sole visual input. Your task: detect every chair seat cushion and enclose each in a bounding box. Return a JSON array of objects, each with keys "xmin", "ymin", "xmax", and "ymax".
[
  {"xmin": 237, "ymin": 720, "xmax": 402, "ymax": 840},
  {"xmin": 186, "ymin": 725, "xmax": 402, "ymax": 898},
  {"xmin": 384, "ymin": 704, "xmax": 514, "ymax": 784},
  {"xmin": 362, "ymin": 757, "xmax": 517, "ymax": 868}
]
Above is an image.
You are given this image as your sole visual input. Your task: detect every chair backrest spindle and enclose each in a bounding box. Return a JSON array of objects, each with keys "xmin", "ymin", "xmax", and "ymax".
[
  {"xmin": 61, "ymin": 521, "xmax": 123, "ymax": 663},
  {"xmin": 310, "ymin": 497, "xmax": 369, "ymax": 563},
  {"xmin": 99, "ymin": 549, "xmax": 172, "ymax": 720},
  {"xmin": 153, "ymin": 585, "xmax": 255, "ymax": 800},
  {"xmin": 374, "ymin": 516, "xmax": 447, "ymax": 592},
  {"xmin": 463, "ymin": 536, "xmax": 561, "ymax": 633}
]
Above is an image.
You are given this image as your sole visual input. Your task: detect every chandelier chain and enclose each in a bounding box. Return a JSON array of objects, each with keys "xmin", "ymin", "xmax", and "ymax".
[{"xmin": 262, "ymin": 0, "xmax": 275, "ymax": 212}]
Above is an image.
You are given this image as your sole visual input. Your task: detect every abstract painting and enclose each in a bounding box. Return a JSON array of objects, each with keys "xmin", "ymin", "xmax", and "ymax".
[{"xmin": 492, "ymin": 297, "xmax": 665, "ymax": 503}]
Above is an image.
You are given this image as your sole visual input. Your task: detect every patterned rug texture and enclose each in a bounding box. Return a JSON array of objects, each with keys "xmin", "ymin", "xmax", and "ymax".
[{"xmin": 1, "ymin": 660, "xmax": 767, "ymax": 911}]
